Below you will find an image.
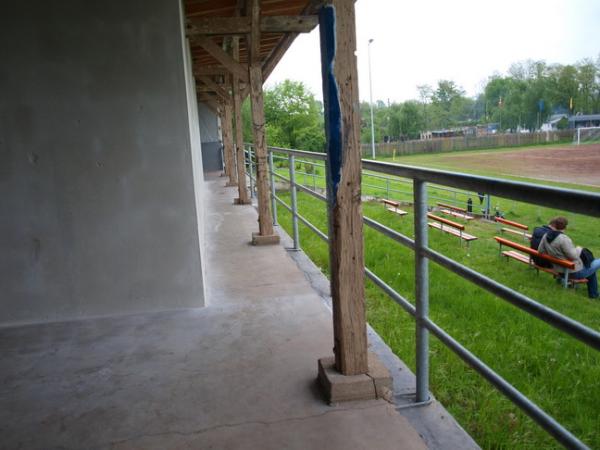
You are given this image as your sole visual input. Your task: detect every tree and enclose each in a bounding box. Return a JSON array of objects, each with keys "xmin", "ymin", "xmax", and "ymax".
[
  {"xmin": 429, "ymin": 80, "xmax": 470, "ymax": 129},
  {"xmin": 576, "ymin": 59, "xmax": 599, "ymax": 114},
  {"xmin": 244, "ymin": 80, "xmax": 325, "ymax": 152},
  {"xmin": 397, "ymin": 101, "xmax": 425, "ymax": 139}
]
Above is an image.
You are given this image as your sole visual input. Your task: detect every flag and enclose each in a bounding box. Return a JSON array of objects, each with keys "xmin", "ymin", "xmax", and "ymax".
[
  {"xmin": 569, "ymin": 97, "xmax": 573, "ymax": 110},
  {"xmin": 498, "ymin": 96, "xmax": 503, "ymax": 108}
]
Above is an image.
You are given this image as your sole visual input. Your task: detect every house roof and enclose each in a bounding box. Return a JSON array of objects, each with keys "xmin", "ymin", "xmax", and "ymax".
[{"xmin": 568, "ymin": 114, "xmax": 600, "ymax": 122}]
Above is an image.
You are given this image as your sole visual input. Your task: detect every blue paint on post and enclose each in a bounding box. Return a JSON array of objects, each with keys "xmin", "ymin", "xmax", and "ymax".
[{"xmin": 319, "ymin": 5, "xmax": 342, "ymax": 205}]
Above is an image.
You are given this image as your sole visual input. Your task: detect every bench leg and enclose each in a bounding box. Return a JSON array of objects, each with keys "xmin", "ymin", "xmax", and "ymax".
[{"xmin": 563, "ymin": 270, "xmax": 569, "ymax": 289}]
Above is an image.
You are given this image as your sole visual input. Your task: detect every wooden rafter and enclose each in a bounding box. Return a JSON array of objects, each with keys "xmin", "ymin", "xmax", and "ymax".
[
  {"xmin": 193, "ymin": 35, "xmax": 249, "ymax": 83},
  {"xmin": 187, "ymin": 15, "xmax": 318, "ymax": 35},
  {"xmin": 194, "ymin": 65, "xmax": 230, "ymax": 76},
  {"xmin": 198, "ymin": 76, "xmax": 229, "ymax": 100}
]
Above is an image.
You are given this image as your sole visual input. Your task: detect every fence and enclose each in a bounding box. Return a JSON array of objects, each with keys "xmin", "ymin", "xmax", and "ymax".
[
  {"xmin": 244, "ymin": 144, "xmax": 600, "ymax": 449},
  {"xmin": 361, "ymin": 130, "xmax": 574, "ymax": 157}
]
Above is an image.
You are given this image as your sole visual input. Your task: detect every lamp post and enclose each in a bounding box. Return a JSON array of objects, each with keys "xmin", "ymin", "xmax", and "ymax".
[{"xmin": 368, "ymin": 38, "xmax": 375, "ymax": 159}]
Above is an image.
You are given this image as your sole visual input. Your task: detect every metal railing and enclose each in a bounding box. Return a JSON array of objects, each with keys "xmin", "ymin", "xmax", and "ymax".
[
  {"xmin": 244, "ymin": 145, "xmax": 494, "ymax": 216},
  {"xmin": 244, "ymin": 144, "xmax": 600, "ymax": 449}
]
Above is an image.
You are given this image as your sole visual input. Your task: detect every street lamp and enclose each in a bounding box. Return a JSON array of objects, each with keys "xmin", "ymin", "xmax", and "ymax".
[{"xmin": 368, "ymin": 38, "xmax": 375, "ymax": 159}]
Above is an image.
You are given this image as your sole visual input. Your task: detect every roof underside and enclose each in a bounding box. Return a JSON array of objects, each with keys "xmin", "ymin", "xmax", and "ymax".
[{"xmin": 185, "ymin": 0, "xmax": 322, "ymax": 82}]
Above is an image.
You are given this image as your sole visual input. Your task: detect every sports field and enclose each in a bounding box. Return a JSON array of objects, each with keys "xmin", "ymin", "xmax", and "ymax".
[{"xmin": 385, "ymin": 143, "xmax": 600, "ymax": 188}]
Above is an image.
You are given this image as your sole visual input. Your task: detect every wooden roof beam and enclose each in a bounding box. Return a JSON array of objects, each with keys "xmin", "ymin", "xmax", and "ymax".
[
  {"xmin": 198, "ymin": 76, "xmax": 230, "ymax": 100},
  {"xmin": 194, "ymin": 65, "xmax": 230, "ymax": 76},
  {"xmin": 187, "ymin": 15, "xmax": 318, "ymax": 35},
  {"xmin": 193, "ymin": 35, "xmax": 249, "ymax": 83}
]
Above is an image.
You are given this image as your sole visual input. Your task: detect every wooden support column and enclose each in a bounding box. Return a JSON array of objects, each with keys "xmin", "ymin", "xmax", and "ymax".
[
  {"xmin": 232, "ymin": 36, "xmax": 250, "ymax": 205},
  {"xmin": 319, "ymin": 1, "xmax": 368, "ymax": 376},
  {"xmin": 248, "ymin": 0, "xmax": 278, "ymax": 245},
  {"xmin": 222, "ymin": 97, "xmax": 237, "ymax": 186}
]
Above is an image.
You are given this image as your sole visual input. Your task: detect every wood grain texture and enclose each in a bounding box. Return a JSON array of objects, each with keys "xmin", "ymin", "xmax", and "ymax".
[
  {"xmin": 195, "ymin": 35, "xmax": 249, "ymax": 83},
  {"xmin": 188, "ymin": 16, "xmax": 251, "ymax": 35},
  {"xmin": 248, "ymin": 0, "xmax": 274, "ymax": 236},
  {"xmin": 247, "ymin": 6, "xmax": 273, "ymax": 235},
  {"xmin": 222, "ymin": 98, "xmax": 237, "ymax": 183},
  {"xmin": 232, "ymin": 36, "xmax": 250, "ymax": 203},
  {"xmin": 260, "ymin": 15, "xmax": 318, "ymax": 33},
  {"xmin": 323, "ymin": 0, "xmax": 368, "ymax": 375},
  {"xmin": 187, "ymin": 15, "xmax": 317, "ymax": 35},
  {"xmin": 198, "ymin": 76, "xmax": 229, "ymax": 100}
]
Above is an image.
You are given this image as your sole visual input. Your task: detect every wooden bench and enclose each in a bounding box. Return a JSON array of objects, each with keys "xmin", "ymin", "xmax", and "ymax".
[
  {"xmin": 428, "ymin": 213, "xmax": 477, "ymax": 247},
  {"xmin": 494, "ymin": 236, "xmax": 587, "ymax": 288},
  {"xmin": 495, "ymin": 217, "xmax": 532, "ymax": 241},
  {"xmin": 436, "ymin": 202, "xmax": 474, "ymax": 220},
  {"xmin": 381, "ymin": 199, "xmax": 407, "ymax": 216}
]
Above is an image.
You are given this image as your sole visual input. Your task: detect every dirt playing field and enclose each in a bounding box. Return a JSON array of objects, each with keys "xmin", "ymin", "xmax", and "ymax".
[{"xmin": 429, "ymin": 144, "xmax": 600, "ymax": 187}]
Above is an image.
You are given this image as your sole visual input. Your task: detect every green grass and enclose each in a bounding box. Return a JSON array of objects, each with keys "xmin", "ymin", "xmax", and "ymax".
[{"xmin": 271, "ymin": 148, "xmax": 600, "ymax": 449}]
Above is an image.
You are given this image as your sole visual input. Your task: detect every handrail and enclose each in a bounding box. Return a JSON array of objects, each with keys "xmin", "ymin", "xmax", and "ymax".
[
  {"xmin": 260, "ymin": 146, "xmax": 598, "ymax": 449},
  {"xmin": 362, "ymin": 159, "xmax": 600, "ymax": 217},
  {"xmin": 268, "ymin": 146, "xmax": 328, "ymax": 161},
  {"xmin": 265, "ymin": 144, "xmax": 494, "ymax": 211}
]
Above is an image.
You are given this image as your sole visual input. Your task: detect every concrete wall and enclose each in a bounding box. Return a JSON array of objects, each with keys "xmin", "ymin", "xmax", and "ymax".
[
  {"xmin": 0, "ymin": 0, "xmax": 205, "ymax": 324},
  {"xmin": 198, "ymin": 103, "xmax": 223, "ymax": 172}
]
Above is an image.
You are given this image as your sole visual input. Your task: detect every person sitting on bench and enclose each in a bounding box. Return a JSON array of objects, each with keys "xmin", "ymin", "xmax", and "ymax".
[{"xmin": 538, "ymin": 216, "xmax": 599, "ymax": 299}]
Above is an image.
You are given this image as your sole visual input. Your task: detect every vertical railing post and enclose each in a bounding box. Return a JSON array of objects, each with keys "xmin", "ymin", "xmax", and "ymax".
[
  {"xmin": 288, "ymin": 155, "xmax": 300, "ymax": 250},
  {"xmin": 414, "ymin": 179, "xmax": 430, "ymax": 402},
  {"xmin": 386, "ymin": 177, "xmax": 390, "ymax": 200},
  {"xmin": 269, "ymin": 150, "xmax": 278, "ymax": 226}
]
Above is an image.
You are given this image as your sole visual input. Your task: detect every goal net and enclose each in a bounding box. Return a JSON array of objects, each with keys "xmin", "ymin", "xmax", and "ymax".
[{"xmin": 574, "ymin": 126, "xmax": 600, "ymax": 145}]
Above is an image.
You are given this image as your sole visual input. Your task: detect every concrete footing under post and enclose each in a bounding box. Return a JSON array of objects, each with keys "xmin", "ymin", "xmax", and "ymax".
[
  {"xmin": 234, "ymin": 197, "xmax": 252, "ymax": 205},
  {"xmin": 252, "ymin": 232, "xmax": 280, "ymax": 246},
  {"xmin": 226, "ymin": 181, "xmax": 238, "ymax": 187},
  {"xmin": 318, "ymin": 353, "xmax": 393, "ymax": 404}
]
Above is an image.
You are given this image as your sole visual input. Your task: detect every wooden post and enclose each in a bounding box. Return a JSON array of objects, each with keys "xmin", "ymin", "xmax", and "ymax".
[
  {"xmin": 248, "ymin": 0, "xmax": 277, "ymax": 244},
  {"xmin": 319, "ymin": 1, "xmax": 368, "ymax": 375},
  {"xmin": 222, "ymin": 97, "xmax": 237, "ymax": 186},
  {"xmin": 232, "ymin": 36, "xmax": 250, "ymax": 205},
  {"xmin": 217, "ymin": 103, "xmax": 228, "ymax": 177}
]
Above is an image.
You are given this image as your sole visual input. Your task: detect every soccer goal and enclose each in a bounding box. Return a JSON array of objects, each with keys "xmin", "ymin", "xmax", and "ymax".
[{"xmin": 574, "ymin": 126, "xmax": 600, "ymax": 145}]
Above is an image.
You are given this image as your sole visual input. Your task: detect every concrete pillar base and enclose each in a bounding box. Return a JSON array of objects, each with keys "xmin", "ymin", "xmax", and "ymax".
[
  {"xmin": 226, "ymin": 181, "xmax": 238, "ymax": 187},
  {"xmin": 317, "ymin": 353, "xmax": 393, "ymax": 404},
  {"xmin": 234, "ymin": 198, "xmax": 252, "ymax": 205},
  {"xmin": 252, "ymin": 232, "xmax": 280, "ymax": 246}
]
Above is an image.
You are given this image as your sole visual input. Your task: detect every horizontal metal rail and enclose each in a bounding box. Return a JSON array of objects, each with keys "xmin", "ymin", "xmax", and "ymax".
[
  {"xmin": 422, "ymin": 247, "xmax": 600, "ymax": 350},
  {"xmin": 421, "ymin": 316, "xmax": 586, "ymax": 449},
  {"xmin": 273, "ymin": 194, "xmax": 328, "ymax": 242},
  {"xmin": 365, "ymin": 268, "xmax": 416, "ymax": 316},
  {"xmin": 363, "ymin": 216, "xmax": 415, "ymax": 251},
  {"xmin": 262, "ymin": 146, "xmax": 598, "ymax": 449},
  {"xmin": 362, "ymin": 159, "xmax": 600, "ymax": 217},
  {"xmin": 270, "ymin": 148, "xmax": 488, "ymax": 209},
  {"xmin": 269, "ymin": 146, "xmax": 328, "ymax": 161}
]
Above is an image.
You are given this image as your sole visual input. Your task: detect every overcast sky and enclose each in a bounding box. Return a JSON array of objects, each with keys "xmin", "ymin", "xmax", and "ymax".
[{"xmin": 266, "ymin": 0, "xmax": 600, "ymax": 103}]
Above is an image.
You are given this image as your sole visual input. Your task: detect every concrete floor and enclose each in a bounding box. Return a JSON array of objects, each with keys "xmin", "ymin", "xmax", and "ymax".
[{"xmin": 0, "ymin": 174, "xmax": 476, "ymax": 449}]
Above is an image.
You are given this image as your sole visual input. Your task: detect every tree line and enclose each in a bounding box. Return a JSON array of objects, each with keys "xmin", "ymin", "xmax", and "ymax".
[{"xmin": 242, "ymin": 57, "xmax": 600, "ymax": 151}]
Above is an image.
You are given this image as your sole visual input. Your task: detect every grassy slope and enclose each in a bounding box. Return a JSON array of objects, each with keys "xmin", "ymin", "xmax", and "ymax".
[{"xmin": 272, "ymin": 146, "xmax": 600, "ymax": 449}]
